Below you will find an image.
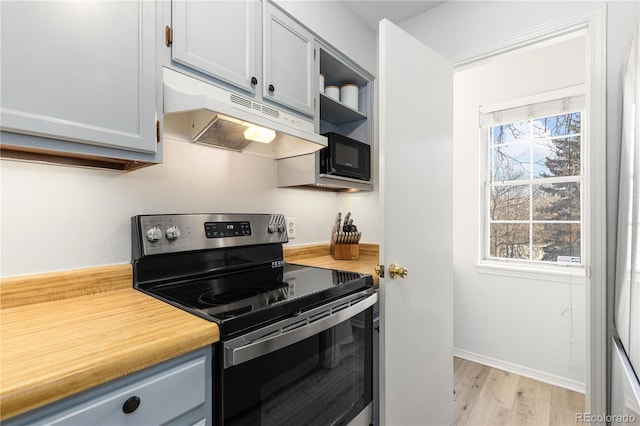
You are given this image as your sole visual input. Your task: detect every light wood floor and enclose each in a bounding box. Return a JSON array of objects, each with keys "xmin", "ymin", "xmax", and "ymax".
[{"xmin": 453, "ymin": 357, "xmax": 585, "ymax": 425}]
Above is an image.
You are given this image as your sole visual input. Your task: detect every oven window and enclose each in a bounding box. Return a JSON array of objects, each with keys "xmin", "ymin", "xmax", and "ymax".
[{"xmin": 222, "ymin": 310, "xmax": 372, "ymax": 425}]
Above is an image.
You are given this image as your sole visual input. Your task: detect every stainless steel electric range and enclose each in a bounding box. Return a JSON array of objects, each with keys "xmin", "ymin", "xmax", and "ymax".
[{"xmin": 132, "ymin": 213, "xmax": 377, "ymax": 426}]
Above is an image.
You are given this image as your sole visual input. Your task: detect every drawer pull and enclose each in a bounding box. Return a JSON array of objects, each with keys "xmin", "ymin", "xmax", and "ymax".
[{"xmin": 122, "ymin": 396, "xmax": 141, "ymax": 414}]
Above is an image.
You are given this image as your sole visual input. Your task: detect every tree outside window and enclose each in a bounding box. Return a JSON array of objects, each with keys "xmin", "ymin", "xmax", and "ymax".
[{"xmin": 487, "ymin": 111, "xmax": 582, "ymax": 264}]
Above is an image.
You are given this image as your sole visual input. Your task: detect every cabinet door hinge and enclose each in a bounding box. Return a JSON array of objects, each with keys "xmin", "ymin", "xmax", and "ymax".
[
  {"xmin": 156, "ymin": 120, "xmax": 161, "ymax": 143},
  {"xmin": 165, "ymin": 26, "xmax": 173, "ymax": 47},
  {"xmin": 313, "ymin": 48, "xmax": 316, "ymax": 60}
]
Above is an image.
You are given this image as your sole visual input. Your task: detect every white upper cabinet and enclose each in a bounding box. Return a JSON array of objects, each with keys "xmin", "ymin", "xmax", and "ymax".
[
  {"xmin": 262, "ymin": 1, "xmax": 315, "ymax": 116},
  {"xmin": 171, "ymin": 1, "xmax": 258, "ymax": 94},
  {"xmin": 166, "ymin": 0, "xmax": 315, "ymax": 118},
  {"xmin": 0, "ymin": 1, "xmax": 160, "ymax": 167}
]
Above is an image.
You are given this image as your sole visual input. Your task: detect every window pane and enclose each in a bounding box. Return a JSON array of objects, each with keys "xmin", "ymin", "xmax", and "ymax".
[
  {"xmin": 532, "ymin": 223, "xmax": 581, "ymax": 262},
  {"xmin": 532, "ymin": 182, "xmax": 580, "ymax": 221},
  {"xmin": 533, "ymin": 112, "xmax": 581, "ymax": 138},
  {"xmin": 491, "ymin": 145, "xmax": 530, "ymax": 181},
  {"xmin": 490, "ymin": 185, "xmax": 530, "ymax": 220},
  {"xmin": 532, "ymin": 136, "xmax": 580, "ymax": 178},
  {"xmin": 532, "ymin": 141, "xmax": 552, "ymax": 177},
  {"xmin": 489, "ymin": 223, "xmax": 530, "ymax": 259},
  {"xmin": 491, "ymin": 122, "xmax": 529, "ymax": 145}
]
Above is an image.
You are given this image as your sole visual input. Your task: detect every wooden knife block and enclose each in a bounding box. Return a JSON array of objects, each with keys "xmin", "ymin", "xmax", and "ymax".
[
  {"xmin": 330, "ymin": 242, "xmax": 360, "ymax": 260},
  {"xmin": 330, "ymin": 225, "xmax": 361, "ymax": 260}
]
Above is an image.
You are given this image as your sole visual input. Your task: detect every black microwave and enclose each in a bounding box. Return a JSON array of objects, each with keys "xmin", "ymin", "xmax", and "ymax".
[{"xmin": 320, "ymin": 132, "xmax": 371, "ymax": 181}]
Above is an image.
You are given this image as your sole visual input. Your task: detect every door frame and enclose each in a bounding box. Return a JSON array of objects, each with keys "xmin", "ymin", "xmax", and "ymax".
[{"xmin": 450, "ymin": 6, "xmax": 607, "ymax": 419}]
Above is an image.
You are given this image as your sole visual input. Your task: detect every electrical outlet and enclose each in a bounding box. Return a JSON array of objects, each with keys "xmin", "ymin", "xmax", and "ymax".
[{"xmin": 286, "ymin": 217, "xmax": 296, "ymax": 239}]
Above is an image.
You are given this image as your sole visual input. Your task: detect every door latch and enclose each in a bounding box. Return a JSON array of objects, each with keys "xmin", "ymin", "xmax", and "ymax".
[
  {"xmin": 374, "ymin": 264, "xmax": 385, "ymax": 278},
  {"xmin": 375, "ymin": 264, "xmax": 408, "ymax": 279}
]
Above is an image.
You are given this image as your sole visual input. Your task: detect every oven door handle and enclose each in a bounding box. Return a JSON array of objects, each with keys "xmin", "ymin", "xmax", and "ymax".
[{"xmin": 223, "ymin": 290, "xmax": 377, "ymax": 368}]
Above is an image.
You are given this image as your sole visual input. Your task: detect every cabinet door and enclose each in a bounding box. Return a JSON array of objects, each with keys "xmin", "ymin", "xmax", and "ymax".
[
  {"xmin": 172, "ymin": 0, "xmax": 258, "ymax": 94},
  {"xmin": 263, "ymin": 2, "xmax": 315, "ymax": 116},
  {"xmin": 0, "ymin": 1, "xmax": 157, "ymax": 155},
  {"xmin": 5, "ymin": 348, "xmax": 212, "ymax": 426}
]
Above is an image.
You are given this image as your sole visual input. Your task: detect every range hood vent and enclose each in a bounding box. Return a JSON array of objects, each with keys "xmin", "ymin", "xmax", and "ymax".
[
  {"xmin": 163, "ymin": 68, "xmax": 327, "ymax": 159},
  {"xmin": 193, "ymin": 113, "xmax": 253, "ymax": 151}
]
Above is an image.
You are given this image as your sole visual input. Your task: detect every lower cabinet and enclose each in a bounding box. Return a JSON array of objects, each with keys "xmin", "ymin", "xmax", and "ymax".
[{"xmin": 5, "ymin": 347, "xmax": 212, "ymax": 426}]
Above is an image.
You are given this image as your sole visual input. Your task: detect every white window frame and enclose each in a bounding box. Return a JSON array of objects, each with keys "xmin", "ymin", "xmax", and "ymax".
[{"xmin": 478, "ymin": 85, "xmax": 587, "ymax": 278}]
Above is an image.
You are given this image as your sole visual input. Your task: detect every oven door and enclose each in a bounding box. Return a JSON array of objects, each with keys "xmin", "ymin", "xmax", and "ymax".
[{"xmin": 217, "ymin": 291, "xmax": 377, "ymax": 426}]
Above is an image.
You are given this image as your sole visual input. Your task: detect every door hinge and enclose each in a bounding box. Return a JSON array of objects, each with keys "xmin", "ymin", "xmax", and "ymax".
[
  {"xmin": 156, "ymin": 120, "xmax": 161, "ymax": 143},
  {"xmin": 314, "ymin": 48, "xmax": 316, "ymax": 60},
  {"xmin": 165, "ymin": 26, "xmax": 173, "ymax": 47}
]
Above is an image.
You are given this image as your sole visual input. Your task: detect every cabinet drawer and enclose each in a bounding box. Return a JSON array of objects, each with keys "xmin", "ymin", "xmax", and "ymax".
[
  {"xmin": 9, "ymin": 351, "xmax": 209, "ymax": 426},
  {"xmin": 52, "ymin": 357, "xmax": 205, "ymax": 426}
]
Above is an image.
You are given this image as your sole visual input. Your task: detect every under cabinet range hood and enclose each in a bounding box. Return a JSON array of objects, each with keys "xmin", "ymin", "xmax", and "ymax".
[{"xmin": 163, "ymin": 68, "xmax": 327, "ymax": 159}]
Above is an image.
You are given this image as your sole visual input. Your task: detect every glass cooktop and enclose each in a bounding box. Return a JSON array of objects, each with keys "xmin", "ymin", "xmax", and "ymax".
[{"xmin": 143, "ymin": 263, "xmax": 370, "ymax": 337}]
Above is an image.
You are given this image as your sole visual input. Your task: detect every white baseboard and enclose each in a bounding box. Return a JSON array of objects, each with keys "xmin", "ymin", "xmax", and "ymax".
[{"xmin": 453, "ymin": 348, "xmax": 586, "ymax": 394}]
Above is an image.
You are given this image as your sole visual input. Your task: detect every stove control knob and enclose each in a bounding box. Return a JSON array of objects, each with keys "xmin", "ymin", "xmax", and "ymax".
[
  {"xmin": 165, "ymin": 226, "xmax": 181, "ymax": 241},
  {"xmin": 146, "ymin": 226, "xmax": 163, "ymax": 242},
  {"xmin": 277, "ymin": 224, "xmax": 285, "ymax": 233},
  {"xmin": 267, "ymin": 224, "xmax": 276, "ymax": 233}
]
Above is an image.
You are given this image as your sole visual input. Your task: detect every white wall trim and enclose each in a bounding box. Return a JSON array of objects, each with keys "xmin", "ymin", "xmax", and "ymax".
[
  {"xmin": 451, "ymin": 5, "xmax": 608, "ymax": 419},
  {"xmin": 451, "ymin": 8, "xmax": 599, "ymax": 70},
  {"xmin": 454, "ymin": 348, "xmax": 586, "ymax": 394}
]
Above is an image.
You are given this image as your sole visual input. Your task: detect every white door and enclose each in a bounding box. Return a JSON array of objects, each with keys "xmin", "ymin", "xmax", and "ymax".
[{"xmin": 378, "ymin": 19, "xmax": 454, "ymax": 425}]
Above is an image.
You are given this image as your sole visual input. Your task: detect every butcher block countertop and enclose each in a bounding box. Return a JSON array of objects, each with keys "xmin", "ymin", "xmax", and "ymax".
[
  {"xmin": 0, "ymin": 264, "xmax": 219, "ymax": 421},
  {"xmin": 284, "ymin": 243, "xmax": 379, "ymax": 285}
]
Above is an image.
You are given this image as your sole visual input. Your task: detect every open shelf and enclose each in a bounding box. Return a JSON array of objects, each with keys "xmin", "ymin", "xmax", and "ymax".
[{"xmin": 319, "ymin": 93, "xmax": 366, "ymax": 124}]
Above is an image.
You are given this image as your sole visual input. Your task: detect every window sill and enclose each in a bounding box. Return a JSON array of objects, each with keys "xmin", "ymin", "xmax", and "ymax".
[{"xmin": 476, "ymin": 260, "xmax": 586, "ymax": 284}]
